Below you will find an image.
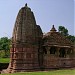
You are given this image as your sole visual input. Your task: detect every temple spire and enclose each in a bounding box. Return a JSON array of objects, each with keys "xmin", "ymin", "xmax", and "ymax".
[{"xmin": 50, "ymin": 25, "xmax": 57, "ymax": 32}]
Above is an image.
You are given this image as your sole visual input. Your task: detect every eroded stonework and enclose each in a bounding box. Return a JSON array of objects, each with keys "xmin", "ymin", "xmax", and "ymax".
[{"xmin": 2, "ymin": 4, "xmax": 75, "ymax": 73}]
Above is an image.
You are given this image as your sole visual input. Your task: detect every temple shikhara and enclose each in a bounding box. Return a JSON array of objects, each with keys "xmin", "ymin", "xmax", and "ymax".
[{"xmin": 2, "ymin": 4, "xmax": 75, "ymax": 73}]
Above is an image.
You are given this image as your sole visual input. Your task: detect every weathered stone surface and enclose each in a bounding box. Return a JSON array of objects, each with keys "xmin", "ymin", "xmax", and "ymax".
[
  {"xmin": 2, "ymin": 4, "xmax": 43, "ymax": 73},
  {"xmin": 42, "ymin": 25, "xmax": 75, "ymax": 70},
  {"xmin": 2, "ymin": 4, "xmax": 75, "ymax": 73}
]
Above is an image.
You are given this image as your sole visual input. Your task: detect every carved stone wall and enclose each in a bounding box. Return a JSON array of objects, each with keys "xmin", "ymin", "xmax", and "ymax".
[
  {"xmin": 2, "ymin": 4, "xmax": 43, "ymax": 73},
  {"xmin": 1, "ymin": 4, "xmax": 75, "ymax": 74}
]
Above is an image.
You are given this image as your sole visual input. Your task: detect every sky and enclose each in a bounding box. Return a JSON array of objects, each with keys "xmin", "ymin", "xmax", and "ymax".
[{"xmin": 0, "ymin": 0, "xmax": 74, "ymax": 38}]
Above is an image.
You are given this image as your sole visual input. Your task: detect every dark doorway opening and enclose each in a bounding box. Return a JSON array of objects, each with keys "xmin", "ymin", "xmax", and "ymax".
[{"xmin": 50, "ymin": 46, "xmax": 56, "ymax": 54}]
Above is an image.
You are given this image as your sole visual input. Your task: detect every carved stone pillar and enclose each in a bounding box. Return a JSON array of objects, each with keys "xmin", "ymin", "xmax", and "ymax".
[
  {"xmin": 71, "ymin": 48, "xmax": 74, "ymax": 58},
  {"xmin": 56, "ymin": 47, "xmax": 60, "ymax": 57},
  {"xmin": 47, "ymin": 47, "xmax": 51, "ymax": 55},
  {"xmin": 65, "ymin": 48, "xmax": 68, "ymax": 58}
]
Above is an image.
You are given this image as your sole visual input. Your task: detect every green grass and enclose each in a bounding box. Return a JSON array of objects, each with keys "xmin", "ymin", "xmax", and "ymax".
[
  {"xmin": 0, "ymin": 58, "xmax": 10, "ymax": 63},
  {"xmin": 0, "ymin": 69, "xmax": 75, "ymax": 75}
]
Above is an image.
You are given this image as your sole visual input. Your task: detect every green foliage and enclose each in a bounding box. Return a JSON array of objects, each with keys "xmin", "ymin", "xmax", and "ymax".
[
  {"xmin": 58, "ymin": 26, "xmax": 75, "ymax": 43},
  {"xmin": 0, "ymin": 50, "xmax": 10, "ymax": 58},
  {"xmin": 0, "ymin": 37, "xmax": 11, "ymax": 58},
  {"xmin": 67, "ymin": 35, "xmax": 75, "ymax": 43},
  {"xmin": 58, "ymin": 26, "xmax": 68, "ymax": 36},
  {"xmin": 0, "ymin": 69, "xmax": 75, "ymax": 75}
]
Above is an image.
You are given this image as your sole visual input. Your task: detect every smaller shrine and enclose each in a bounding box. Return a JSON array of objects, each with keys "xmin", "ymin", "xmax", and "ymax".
[{"xmin": 43, "ymin": 25, "xmax": 75, "ymax": 69}]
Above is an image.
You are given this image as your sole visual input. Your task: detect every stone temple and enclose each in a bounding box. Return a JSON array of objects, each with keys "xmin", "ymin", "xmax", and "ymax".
[{"xmin": 2, "ymin": 4, "xmax": 75, "ymax": 73}]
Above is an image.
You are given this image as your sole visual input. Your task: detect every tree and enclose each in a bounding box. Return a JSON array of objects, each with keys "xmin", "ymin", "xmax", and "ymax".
[
  {"xmin": 58, "ymin": 26, "xmax": 75, "ymax": 43},
  {"xmin": 67, "ymin": 35, "xmax": 75, "ymax": 43},
  {"xmin": 58, "ymin": 26, "xmax": 68, "ymax": 36},
  {"xmin": 0, "ymin": 37, "xmax": 11, "ymax": 57}
]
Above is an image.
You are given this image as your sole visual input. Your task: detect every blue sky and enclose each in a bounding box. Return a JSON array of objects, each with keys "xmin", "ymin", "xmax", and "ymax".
[{"xmin": 0, "ymin": 0, "xmax": 74, "ymax": 38}]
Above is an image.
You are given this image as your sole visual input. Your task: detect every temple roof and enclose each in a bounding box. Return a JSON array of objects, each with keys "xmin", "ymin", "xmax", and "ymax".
[{"xmin": 43, "ymin": 25, "xmax": 74, "ymax": 48}]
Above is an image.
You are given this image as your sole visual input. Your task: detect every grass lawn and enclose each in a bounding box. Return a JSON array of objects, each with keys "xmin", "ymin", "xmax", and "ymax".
[
  {"xmin": 0, "ymin": 69, "xmax": 75, "ymax": 75},
  {"xmin": 0, "ymin": 58, "xmax": 10, "ymax": 63}
]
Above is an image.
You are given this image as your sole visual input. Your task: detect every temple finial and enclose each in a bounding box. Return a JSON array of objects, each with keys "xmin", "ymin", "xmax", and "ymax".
[
  {"xmin": 53, "ymin": 25, "xmax": 54, "ymax": 28},
  {"xmin": 50, "ymin": 25, "xmax": 57, "ymax": 32},
  {"xmin": 25, "ymin": 3, "xmax": 27, "ymax": 7}
]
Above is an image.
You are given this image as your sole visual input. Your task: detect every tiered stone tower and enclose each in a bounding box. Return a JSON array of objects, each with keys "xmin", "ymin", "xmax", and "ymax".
[
  {"xmin": 2, "ymin": 3, "xmax": 75, "ymax": 74},
  {"xmin": 3, "ymin": 3, "xmax": 43, "ymax": 73}
]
